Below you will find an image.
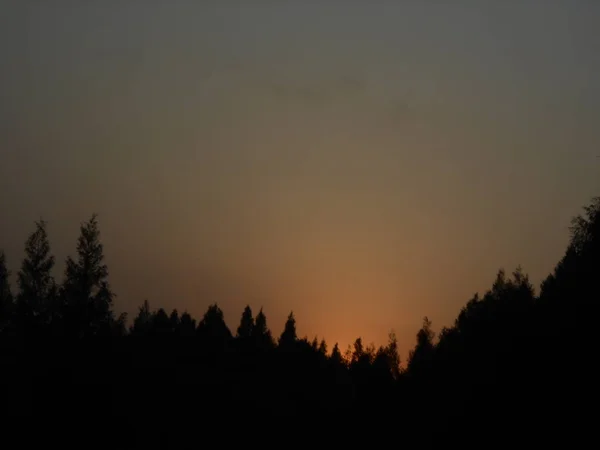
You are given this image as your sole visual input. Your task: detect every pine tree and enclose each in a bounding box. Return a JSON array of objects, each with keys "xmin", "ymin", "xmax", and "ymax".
[
  {"xmin": 197, "ymin": 303, "xmax": 231, "ymax": 349},
  {"xmin": 407, "ymin": 316, "xmax": 436, "ymax": 378},
  {"xmin": 318, "ymin": 339, "xmax": 327, "ymax": 355},
  {"xmin": 62, "ymin": 214, "xmax": 115, "ymax": 337},
  {"xmin": 16, "ymin": 220, "xmax": 56, "ymax": 334},
  {"xmin": 351, "ymin": 337, "xmax": 364, "ymax": 365},
  {"xmin": 236, "ymin": 305, "xmax": 254, "ymax": 339},
  {"xmin": 311, "ymin": 336, "xmax": 319, "ymax": 351},
  {"xmin": 279, "ymin": 311, "xmax": 297, "ymax": 349},
  {"xmin": 330, "ymin": 343, "xmax": 343, "ymax": 365},
  {"xmin": 385, "ymin": 331, "xmax": 401, "ymax": 379},
  {"xmin": 374, "ymin": 331, "xmax": 401, "ymax": 380},
  {"xmin": 252, "ymin": 307, "xmax": 274, "ymax": 350}
]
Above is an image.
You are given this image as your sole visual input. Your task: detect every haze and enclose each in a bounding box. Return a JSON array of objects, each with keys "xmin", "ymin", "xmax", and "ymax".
[{"xmin": 1, "ymin": 0, "xmax": 599, "ymax": 357}]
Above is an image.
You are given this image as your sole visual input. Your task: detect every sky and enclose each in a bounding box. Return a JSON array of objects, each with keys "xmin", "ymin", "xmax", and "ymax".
[{"xmin": 1, "ymin": 0, "xmax": 599, "ymax": 358}]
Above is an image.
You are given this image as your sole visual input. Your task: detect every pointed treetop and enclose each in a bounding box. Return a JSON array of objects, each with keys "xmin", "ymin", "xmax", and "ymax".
[
  {"xmin": 279, "ymin": 310, "xmax": 297, "ymax": 347},
  {"xmin": 237, "ymin": 304, "xmax": 254, "ymax": 338},
  {"xmin": 254, "ymin": 307, "xmax": 268, "ymax": 334},
  {"xmin": 330, "ymin": 342, "xmax": 343, "ymax": 364},
  {"xmin": 18, "ymin": 219, "xmax": 56, "ymax": 305}
]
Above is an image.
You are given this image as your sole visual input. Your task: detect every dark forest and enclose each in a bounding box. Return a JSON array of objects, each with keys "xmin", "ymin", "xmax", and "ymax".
[{"xmin": 1, "ymin": 197, "xmax": 598, "ymax": 447}]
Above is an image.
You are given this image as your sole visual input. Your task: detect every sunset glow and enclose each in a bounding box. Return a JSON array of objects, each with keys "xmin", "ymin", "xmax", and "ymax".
[{"xmin": 1, "ymin": 1, "xmax": 599, "ymax": 359}]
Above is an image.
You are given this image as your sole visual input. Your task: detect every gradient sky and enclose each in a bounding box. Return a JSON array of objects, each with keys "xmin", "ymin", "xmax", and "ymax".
[{"xmin": 1, "ymin": 0, "xmax": 599, "ymax": 358}]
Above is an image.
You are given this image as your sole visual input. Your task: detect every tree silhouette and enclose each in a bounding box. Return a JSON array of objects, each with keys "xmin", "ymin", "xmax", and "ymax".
[
  {"xmin": 252, "ymin": 307, "xmax": 274, "ymax": 350},
  {"xmin": 406, "ymin": 316, "xmax": 435, "ymax": 378},
  {"xmin": 236, "ymin": 305, "xmax": 254, "ymax": 339},
  {"xmin": 177, "ymin": 311, "xmax": 196, "ymax": 336},
  {"xmin": 152, "ymin": 308, "xmax": 171, "ymax": 336},
  {"xmin": 311, "ymin": 336, "xmax": 319, "ymax": 351},
  {"xmin": 197, "ymin": 303, "xmax": 231, "ymax": 350},
  {"xmin": 279, "ymin": 311, "xmax": 297, "ymax": 350},
  {"xmin": 318, "ymin": 339, "xmax": 327, "ymax": 355},
  {"xmin": 0, "ymin": 195, "xmax": 598, "ymax": 445},
  {"xmin": 61, "ymin": 214, "xmax": 115, "ymax": 337},
  {"xmin": 350, "ymin": 337, "xmax": 364, "ymax": 365},
  {"xmin": 131, "ymin": 299, "xmax": 152, "ymax": 335},
  {"xmin": 376, "ymin": 331, "xmax": 401, "ymax": 380},
  {"xmin": 15, "ymin": 220, "xmax": 56, "ymax": 335},
  {"xmin": 330, "ymin": 343, "xmax": 343, "ymax": 365}
]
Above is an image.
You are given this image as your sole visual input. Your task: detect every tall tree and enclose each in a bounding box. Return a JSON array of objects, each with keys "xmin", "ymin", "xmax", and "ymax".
[
  {"xmin": 407, "ymin": 316, "xmax": 436, "ymax": 378},
  {"xmin": 236, "ymin": 305, "xmax": 254, "ymax": 339},
  {"xmin": 62, "ymin": 214, "xmax": 115, "ymax": 336},
  {"xmin": 318, "ymin": 339, "xmax": 327, "ymax": 356},
  {"xmin": 0, "ymin": 251, "xmax": 14, "ymax": 333},
  {"xmin": 311, "ymin": 336, "xmax": 319, "ymax": 351},
  {"xmin": 330, "ymin": 343, "xmax": 343, "ymax": 365},
  {"xmin": 279, "ymin": 311, "xmax": 297, "ymax": 349},
  {"xmin": 377, "ymin": 331, "xmax": 401, "ymax": 380},
  {"xmin": 16, "ymin": 220, "xmax": 56, "ymax": 334},
  {"xmin": 252, "ymin": 307, "xmax": 274, "ymax": 350},
  {"xmin": 351, "ymin": 337, "xmax": 364, "ymax": 365}
]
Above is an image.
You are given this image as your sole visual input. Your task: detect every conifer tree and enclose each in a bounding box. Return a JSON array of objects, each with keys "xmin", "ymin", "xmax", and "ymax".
[
  {"xmin": 197, "ymin": 303, "xmax": 231, "ymax": 348},
  {"xmin": 252, "ymin": 307, "xmax": 274, "ymax": 350},
  {"xmin": 279, "ymin": 311, "xmax": 297, "ymax": 349},
  {"xmin": 16, "ymin": 220, "xmax": 56, "ymax": 334},
  {"xmin": 62, "ymin": 214, "xmax": 115, "ymax": 336},
  {"xmin": 330, "ymin": 343, "xmax": 343, "ymax": 365},
  {"xmin": 237, "ymin": 305, "xmax": 254, "ymax": 339}
]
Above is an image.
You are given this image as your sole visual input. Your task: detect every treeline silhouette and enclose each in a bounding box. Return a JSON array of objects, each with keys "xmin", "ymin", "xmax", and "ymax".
[{"xmin": 1, "ymin": 198, "xmax": 599, "ymax": 445}]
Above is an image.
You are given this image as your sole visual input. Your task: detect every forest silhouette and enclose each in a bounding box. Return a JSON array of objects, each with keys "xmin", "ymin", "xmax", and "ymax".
[{"xmin": 1, "ymin": 198, "xmax": 598, "ymax": 445}]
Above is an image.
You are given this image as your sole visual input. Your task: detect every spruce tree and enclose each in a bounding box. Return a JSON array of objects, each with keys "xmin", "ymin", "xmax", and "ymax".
[
  {"xmin": 237, "ymin": 305, "xmax": 254, "ymax": 339},
  {"xmin": 252, "ymin": 307, "xmax": 274, "ymax": 350},
  {"xmin": 62, "ymin": 214, "xmax": 114, "ymax": 337},
  {"xmin": 16, "ymin": 220, "xmax": 56, "ymax": 335},
  {"xmin": 279, "ymin": 311, "xmax": 297, "ymax": 349}
]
